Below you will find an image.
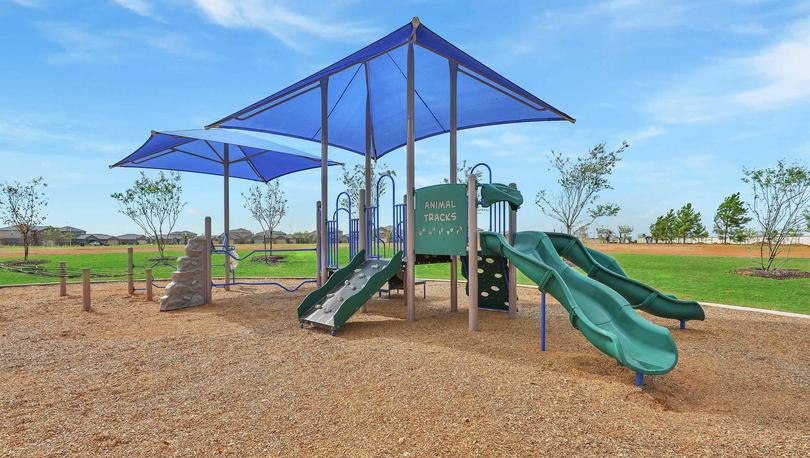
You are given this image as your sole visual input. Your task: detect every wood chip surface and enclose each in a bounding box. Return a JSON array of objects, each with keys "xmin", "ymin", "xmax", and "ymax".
[{"xmin": 1, "ymin": 282, "xmax": 808, "ymax": 456}]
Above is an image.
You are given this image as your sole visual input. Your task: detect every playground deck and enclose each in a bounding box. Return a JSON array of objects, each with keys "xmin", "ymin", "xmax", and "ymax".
[{"xmin": 1, "ymin": 282, "xmax": 808, "ymax": 456}]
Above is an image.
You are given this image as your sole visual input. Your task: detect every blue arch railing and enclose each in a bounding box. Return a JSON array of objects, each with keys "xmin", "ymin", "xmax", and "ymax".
[
  {"xmin": 470, "ymin": 162, "xmax": 508, "ymax": 236},
  {"xmin": 326, "ymin": 191, "xmax": 359, "ymax": 270},
  {"xmin": 367, "ymin": 173, "xmax": 405, "ymax": 260}
]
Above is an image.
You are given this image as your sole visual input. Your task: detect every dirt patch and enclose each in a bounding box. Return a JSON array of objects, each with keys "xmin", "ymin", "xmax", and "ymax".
[
  {"xmin": 737, "ymin": 268, "xmax": 810, "ymax": 279},
  {"xmin": 0, "ymin": 259, "xmax": 49, "ymax": 266},
  {"xmin": 247, "ymin": 255, "xmax": 286, "ymax": 265},
  {"xmin": 590, "ymin": 242, "xmax": 810, "ymax": 258},
  {"xmin": 1, "ymin": 282, "xmax": 808, "ymax": 456}
]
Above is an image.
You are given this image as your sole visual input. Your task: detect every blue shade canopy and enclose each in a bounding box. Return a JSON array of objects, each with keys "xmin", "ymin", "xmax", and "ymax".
[
  {"xmin": 111, "ymin": 128, "xmax": 341, "ymax": 182},
  {"xmin": 208, "ymin": 18, "xmax": 574, "ymax": 158}
]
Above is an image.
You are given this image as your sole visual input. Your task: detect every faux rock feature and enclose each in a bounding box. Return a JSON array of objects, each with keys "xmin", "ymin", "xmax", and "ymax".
[{"xmin": 160, "ymin": 236, "xmax": 208, "ymax": 311}]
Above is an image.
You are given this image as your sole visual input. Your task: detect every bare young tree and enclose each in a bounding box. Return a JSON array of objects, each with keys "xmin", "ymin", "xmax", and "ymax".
[
  {"xmin": 743, "ymin": 161, "xmax": 810, "ymax": 270},
  {"xmin": 339, "ymin": 160, "xmax": 396, "ymax": 217},
  {"xmin": 111, "ymin": 172, "xmax": 185, "ymax": 260},
  {"xmin": 536, "ymin": 141, "xmax": 627, "ymax": 234},
  {"xmin": 243, "ymin": 181, "xmax": 287, "ymax": 258},
  {"xmin": 0, "ymin": 177, "xmax": 48, "ymax": 261}
]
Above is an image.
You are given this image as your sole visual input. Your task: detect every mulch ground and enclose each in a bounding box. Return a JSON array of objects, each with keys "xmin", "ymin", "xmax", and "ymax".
[{"xmin": 1, "ymin": 282, "xmax": 808, "ymax": 456}]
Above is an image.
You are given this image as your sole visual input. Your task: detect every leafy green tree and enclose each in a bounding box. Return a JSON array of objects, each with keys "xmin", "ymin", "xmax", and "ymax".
[
  {"xmin": 0, "ymin": 177, "xmax": 48, "ymax": 261},
  {"xmin": 111, "ymin": 172, "xmax": 185, "ymax": 260},
  {"xmin": 713, "ymin": 193, "xmax": 752, "ymax": 243},
  {"xmin": 649, "ymin": 210, "xmax": 676, "ymax": 243},
  {"xmin": 674, "ymin": 203, "xmax": 707, "ymax": 243},
  {"xmin": 743, "ymin": 160, "xmax": 810, "ymax": 270},
  {"xmin": 340, "ymin": 160, "xmax": 396, "ymax": 218},
  {"xmin": 536, "ymin": 141, "xmax": 627, "ymax": 234}
]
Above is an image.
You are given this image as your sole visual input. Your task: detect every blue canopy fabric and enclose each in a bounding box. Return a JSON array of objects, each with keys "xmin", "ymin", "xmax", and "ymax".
[
  {"xmin": 111, "ymin": 128, "xmax": 340, "ymax": 182},
  {"xmin": 208, "ymin": 18, "xmax": 574, "ymax": 158}
]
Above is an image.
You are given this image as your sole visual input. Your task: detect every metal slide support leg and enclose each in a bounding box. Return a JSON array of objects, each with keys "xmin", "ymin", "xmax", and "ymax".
[
  {"xmin": 635, "ymin": 372, "xmax": 644, "ymax": 387},
  {"xmin": 541, "ymin": 289, "xmax": 546, "ymax": 352},
  {"xmin": 679, "ymin": 319, "xmax": 686, "ymax": 330}
]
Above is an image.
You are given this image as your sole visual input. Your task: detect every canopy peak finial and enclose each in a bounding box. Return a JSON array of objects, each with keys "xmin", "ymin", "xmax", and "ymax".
[{"xmin": 411, "ymin": 16, "xmax": 420, "ymax": 28}]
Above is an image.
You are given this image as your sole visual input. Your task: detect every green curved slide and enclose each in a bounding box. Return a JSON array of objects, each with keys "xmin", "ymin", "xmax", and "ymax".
[
  {"xmin": 480, "ymin": 231, "xmax": 678, "ymax": 376},
  {"xmin": 298, "ymin": 250, "xmax": 403, "ymax": 334},
  {"xmin": 545, "ymin": 232, "xmax": 705, "ymax": 322}
]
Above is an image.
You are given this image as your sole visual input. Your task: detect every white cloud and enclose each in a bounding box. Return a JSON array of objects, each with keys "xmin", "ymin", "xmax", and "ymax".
[
  {"xmin": 626, "ymin": 126, "xmax": 666, "ymax": 143},
  {"xmin": 10, "ymin": 0, "xmax": 40, "ymax": 7},
  {"xmin": 190, "ymin": 0, "xmax": 379, "ymax": 51},
  {"xmin": 647, "ymin": 17, "xmax": 810, "ymax": 123},
  {"xmin": 112, "ymin": 0, "xmax": 156, "ymax": 19},
  {"xmin": 36, "ymin": 21, "xmax": 212, "ymax": 64}
]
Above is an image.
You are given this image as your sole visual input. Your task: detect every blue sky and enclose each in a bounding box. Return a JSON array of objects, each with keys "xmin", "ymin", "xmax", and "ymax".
[{"xmin": 2, "ymin": 0, "xmax": 810, "ymax": 236}]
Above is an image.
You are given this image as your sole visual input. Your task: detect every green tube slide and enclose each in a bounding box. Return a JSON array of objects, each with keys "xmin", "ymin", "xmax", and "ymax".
[
  {"xmin": 544, "ymin": 232, "xmax": 705, "ymax": 322},
  {"xmin": 480, "ymin": 231, "xmax": 678, "ymax": 376}
]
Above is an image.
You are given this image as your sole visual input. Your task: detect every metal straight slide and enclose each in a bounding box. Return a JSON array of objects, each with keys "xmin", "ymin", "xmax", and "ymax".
[
  {"xmin": 298, "ymin": 250, "xmax": 403, "ymax": 334},
  {"xmin": 480, "ymin": 231, "xmax": 678, "ymax": 376},
  {"xmin": 544, "ymin": 232, "xmax": 705, "ymax": 322}
]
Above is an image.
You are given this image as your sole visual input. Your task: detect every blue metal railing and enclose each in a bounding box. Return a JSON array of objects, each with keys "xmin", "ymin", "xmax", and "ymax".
[{"xmin": 210, "ymin": 235, "xmax": 318, "ymax": 292}]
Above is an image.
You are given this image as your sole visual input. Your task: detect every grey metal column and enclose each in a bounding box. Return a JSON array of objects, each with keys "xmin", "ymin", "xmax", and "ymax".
[
  {"xmin": 449, "ymin": 60, "xmax": 458, "ymax": 312},
  {"xmin": 364, "ymin": 83, "xmax": 372, "ymax": 206},
  {"xmin": 467, "ymin": 174, "xmax": 478, "ymax": 331},
  {"xmin": 320, "ymin": 77, "xmax": 329, "ymax": 285},
  {"xmin": 359, "ymin": 189, "xmax": 367, "ymax": 313},
  {"xmin": 405, "ymin": 40, "xmax": 416, "ymax": 321},
  {"xmin": 315, "ymin": 201, "xmax": 322, "ymax": 287},
  {"xmin": 223, "ymin": 144, "xmax": 230, "ymax": 291},
  {"xmin": 508, "ymin": 182, "xmax": 518, "ymax": 319}
]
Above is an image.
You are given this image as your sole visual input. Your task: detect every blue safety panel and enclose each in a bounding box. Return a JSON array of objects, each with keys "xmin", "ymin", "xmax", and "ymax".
[
  {"xmin": 111, "ymin": 128, "xmax": 340, "ymax": 182},
  {"xmin": 210, "ymin": 20, "xmax": 574, "ymax": 158}
]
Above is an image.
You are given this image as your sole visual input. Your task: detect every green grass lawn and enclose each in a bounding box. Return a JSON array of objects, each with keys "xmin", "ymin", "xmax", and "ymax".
[{"xmin": 1, "ymin": 246, "xmax": 808, "ymax": 314}]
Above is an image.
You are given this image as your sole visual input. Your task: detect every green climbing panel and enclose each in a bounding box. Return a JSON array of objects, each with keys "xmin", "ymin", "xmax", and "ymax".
[{"xmin": 461, "ymin": 252, "xmax": 510, "ymax": 312}]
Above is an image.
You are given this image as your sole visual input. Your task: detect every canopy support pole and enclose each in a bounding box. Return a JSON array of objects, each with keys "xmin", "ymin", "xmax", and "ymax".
[
  {"xmin": 405, "ymin": 41, "xmax": 416, "ymax": 321},
  {"xmin": 223, "ymin": 144, "xmax": 230, "ymax": 291},
  {"xmin": 364, "ymin": 89, "xmax": 372, "ymax": 247},
  {"xmin": 508, "ymin": 182, "xmax": 517, "ymax": 319},
  {"xmin": 320, "ymin": 77, "xmax": 329, "ymax": 285},
  {"xmin": 468, "ymin": 173, "xmax": 479, "ymax": 331},
  {"xmin": 449, "ymin": 60, "xmax": 458, "ymax": 313}
]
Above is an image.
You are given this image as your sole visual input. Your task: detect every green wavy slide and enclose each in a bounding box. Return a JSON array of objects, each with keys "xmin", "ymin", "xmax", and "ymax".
[
  {"xmin": 480, "ymin": 231, "xmax": 678, "ymax": 376},
  {"xmin": 544, "ymin": 232, "xmax": 705, "ymax": 322},
  {"xmin": 298, "ymin": 250, "xmax": 403, "ymax": 334}
]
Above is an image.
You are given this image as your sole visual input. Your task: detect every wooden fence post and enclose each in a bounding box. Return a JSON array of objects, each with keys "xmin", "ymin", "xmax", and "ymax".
[
  {"xmin": 82, "ymin": 269, "xmax": 91, "ymax": 311},
  {"xmin": 146, "ymin": 269, "xmax": 153, "ymax": 301},
  {"xmin": 59, "ymin": 262, "xmax": 67, "ymax": 297},
  {"xmin": 127, "ymin": 247, "xmax": 134, "ymax": 294}
]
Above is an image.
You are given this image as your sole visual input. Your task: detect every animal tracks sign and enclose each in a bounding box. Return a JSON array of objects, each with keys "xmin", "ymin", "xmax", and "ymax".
[{"xmin": 414, "ymin": 184, "xmax": 468, "ymax": 255}]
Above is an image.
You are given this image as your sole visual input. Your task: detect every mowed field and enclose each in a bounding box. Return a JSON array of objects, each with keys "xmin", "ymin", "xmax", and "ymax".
[{"xmin": 1, "ymin": 243, "xmax": 809, "ymax": 314}]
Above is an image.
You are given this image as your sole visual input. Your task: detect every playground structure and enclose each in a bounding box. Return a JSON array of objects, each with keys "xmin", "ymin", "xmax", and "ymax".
[{"xmin": 111, "ymin": 18, "xmax": 707, "ymax": 386}]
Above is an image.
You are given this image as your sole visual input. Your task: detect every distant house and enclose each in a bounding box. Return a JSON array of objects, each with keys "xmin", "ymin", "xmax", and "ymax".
[
  {"xmin": 0, "ymin": 227, "xmax": 21, "ymax": 246},
  {"xmin": 116, "ymin": 234, "xmax": 148, "ymax": 245},
  {"xmin": 166, "ymin": 230, "xmax": 197, "ymax": 245},
  {"xmin": 76, "ymin": 234, "xmax": 114, "ymax": 246},
  {"xmin": 218, "ymin": 228, "xmax": 253, "ymax": 244},
  {"xmin": 253, "ymin": 230, "xmax": 295, "ymax": 245}
]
